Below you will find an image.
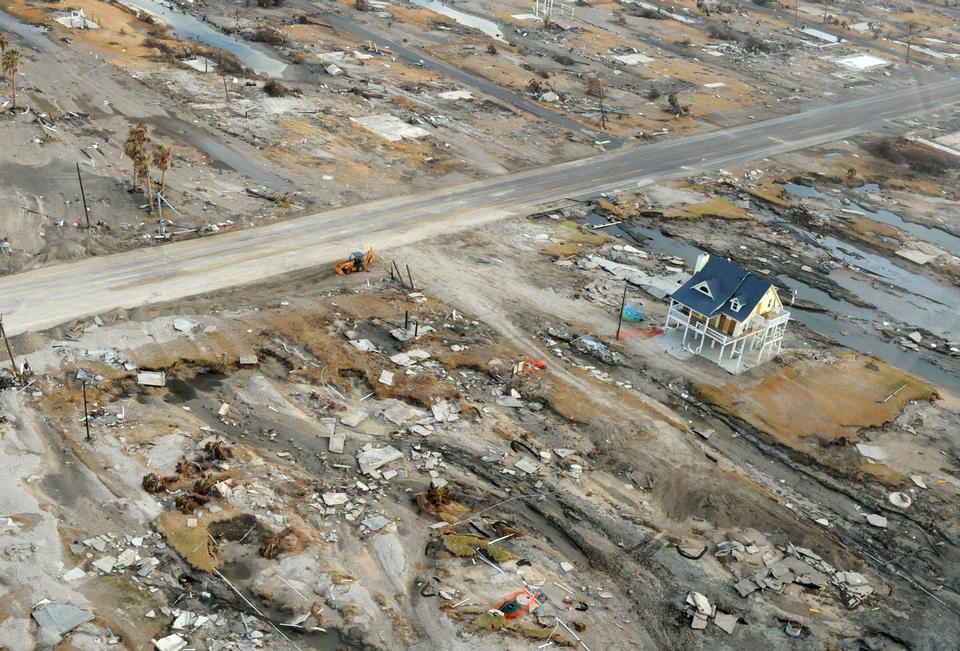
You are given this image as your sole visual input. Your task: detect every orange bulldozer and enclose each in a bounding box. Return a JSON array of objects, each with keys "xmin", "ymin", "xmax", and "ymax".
[{"xmin": 333, "ymin": 248, "xmax": 375, "ymax": 275}]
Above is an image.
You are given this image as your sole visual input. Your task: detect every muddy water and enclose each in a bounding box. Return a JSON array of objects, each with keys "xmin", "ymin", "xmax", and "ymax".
[
  {"xmin": 578, "ymin": 214, "xmax": 960, "ymax": 391},
  {"xmin": 410, "ymin": 0, "xmax": 506, "ymax": 41},
  {"xmin": 115, "ymin": 0, "xmax": 288, "ymax": 76}
]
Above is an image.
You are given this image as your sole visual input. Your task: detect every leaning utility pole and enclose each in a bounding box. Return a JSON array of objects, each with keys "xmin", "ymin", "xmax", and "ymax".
[
  {"xmin": 76, "ymin": 162, "xmax": 91, "ymax": 228},
  {"xmin": 0, "ymin": 315, "xmax": 21, "ymax": 382},
  {"xmin": 81, "ymin": 381, "xmax": 91, "ymax": 441}
]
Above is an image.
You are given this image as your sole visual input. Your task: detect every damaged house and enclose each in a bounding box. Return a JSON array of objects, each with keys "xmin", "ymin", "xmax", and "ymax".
[{"xmin": 664, "ymin": 254, "xmax": 790, "ymax": 372}]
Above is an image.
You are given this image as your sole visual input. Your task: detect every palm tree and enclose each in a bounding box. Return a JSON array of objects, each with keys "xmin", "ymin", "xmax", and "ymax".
[
  {"xmin": 152, "ymin": 145, "xmax": 171, "ymax": 196},
  {"xmin": 0, "ymin": 35, "xmax": 8, "ymax": 79},
  {"xmin": 123, "ymin": 123, "xmax": 149, "ymax": 190},
  {"xmin": 3, "ymin": 49, "xmax": 20, "ymax": 109},
  {"xmin": 134, "ymin": 151, "xmax": 154, "ymax": 214}
]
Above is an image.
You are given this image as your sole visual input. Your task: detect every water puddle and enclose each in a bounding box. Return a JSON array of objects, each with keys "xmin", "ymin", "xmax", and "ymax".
[
  {"xmin": 785, "ymin": 182, "xmax": 960, "ymax": 257},
  {"xmin": 410, "ymin": 0, "xmax": 506, "ymax": 41},
  {"xmin": 0, "ymin": 10, "xmax": 62, "ymax": 53},
  {"xmin": 577, "ymin": 214, "xmax": 959, "ymax": 391},
  {"xmin": 116, "ymin": 0, "xmax": 287, "ymax": 76}
]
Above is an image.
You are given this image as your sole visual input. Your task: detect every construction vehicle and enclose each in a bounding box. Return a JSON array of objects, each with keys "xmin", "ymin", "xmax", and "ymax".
[{"xmin": 334, "ymin": 248, "xmax": 374, "ymax": 275}]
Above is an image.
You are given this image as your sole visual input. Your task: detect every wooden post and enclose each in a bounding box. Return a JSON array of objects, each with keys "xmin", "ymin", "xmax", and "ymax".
[
  {"xmin": 76, "ymin": 162, "xmax": 91, "ymax": 228},
  {"xmin": 392, "ymin": 261, "xmax": 403, "ymax": 286},
  {"xmin": 615, "ymin": 284, "xmax": 628, "ymax": 340},
  {"xmin": 82, "ymin": 381, "xmax": 91, "ymax": 441},
  {"xmin": 404, "ymin": 310, "xmax": 409, "ymax": 330},
  {"xmin": 414, "ymin": 321, "xmax": 419, "ymax": 338},
  {"xmin": 0, "ymin": 316, "xmax": 21, "ymax": 382},
  {"xmin": 405, "ymin": 264, "xmax": 415, "ymax": 291}
]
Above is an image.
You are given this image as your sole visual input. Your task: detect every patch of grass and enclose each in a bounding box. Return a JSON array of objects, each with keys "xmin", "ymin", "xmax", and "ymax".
[
  {"xmin": 555, "ymin": 220, "xmax": 611, "ymax": 245},
  {"xmin": 540, "ymin": 243, "xmax": 580, "ymax": 258},
  {"xmin": 859, "ymin": 461, "xmax": 907, "ymax": 487},
  {"xmin": 664, "ymin": 198, "xmax": 751, "ymax": 220},
  {"xmin": 695, "ymin": 352, "xmax": 936, "ymax": 476},
  {"xmin": 441, "ymin": 534, "xmax": 513, "ymax": 562},
  {"xmin": 740, "ymin": 183, "xmax": 791, "ymax": 208},
  {"xmin": 157, "ymin": 509, "xmax": 234, "ymax": 572}
]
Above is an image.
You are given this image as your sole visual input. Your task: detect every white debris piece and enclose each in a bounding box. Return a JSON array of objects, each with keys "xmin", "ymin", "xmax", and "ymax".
[
  {"xmin": 514, "ymin": 458, "xmax": 542, "ymax": 475},
  {"xmin": 357, "ymin": 446, "xmax": 403, "ymax": 474},
  {"xmin": 137, "ymin": 371, "xmax": 167, "ymax": 387},
  {"xmin": 855, "ymin": 443, "xmax": 886, "ymax": 461},
  {"xmin": 438, "ymin": 90, "xmax": 473, "ymax": 100},
  {"xmin": 865, "ymin": 514, "xmax": 888, "ymax": 528},
  {"xmin": 92, "ymin": 555, "xmax": 117, "ymax": 574},
  {"xmin": 350, "ymin": 339, "xmax": 377, "ymax": 352},
  {"xmin": 61, "ymin": 567, "xmax": 87, "ymax": 582},
  {"xmin": 378, "ymin": 370, "xmax": 395, "ymax": 386},
  {"xmin": 152, "ymin": 634, "xmax": 188, "ymax": 651},
  {"xmin": 613, "ymin": 53, "xmax": 654, "ymax": 65},
  {"xmin": 351, "ymin": 114, "xmax": 429, "ymax": 142},
  {"xmin": 834, "ymin": 53, "xmax": 889, "ymax": 70},
  {"xmin": 888, "ymin": 492, "xmax": 912, "ymax": 508},
  {"xmin": 173, "ymin": 318, "xmax": 198, "ymax": 332},
  {"xmin": 911, "ymin": 475, "xmax": 927, "ymax": 489},
  {"xmin": 323, "ymin": 493, "xmax": 349, "ymax": 506},
  {"xmin": 340, "ymin": 411, "xmax": 367, "ymax": 428}
]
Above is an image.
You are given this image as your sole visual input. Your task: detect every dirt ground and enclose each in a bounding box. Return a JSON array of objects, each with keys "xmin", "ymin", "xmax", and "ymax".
[
  {"xmin": 1, "ymin": 200, "xmax": 957, "ymax": 648},
  {"xmin": 2, "ymin": 1, "xmax": 960, "ymax": 650}
]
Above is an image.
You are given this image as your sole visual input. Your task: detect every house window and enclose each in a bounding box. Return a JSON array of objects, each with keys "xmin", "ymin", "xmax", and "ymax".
[
  {"xmin": 693, "ymin": 281, "xmax": 713, "ymax": 298},
  {"xmin": 729, "ymin": 297, "xmax": 743, "ymax": 312}
]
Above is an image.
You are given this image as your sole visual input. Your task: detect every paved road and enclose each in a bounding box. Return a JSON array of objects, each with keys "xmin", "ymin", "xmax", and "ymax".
[{"xmin": 2, "ymin": 77, "xmax": 960, "ymax": 336}]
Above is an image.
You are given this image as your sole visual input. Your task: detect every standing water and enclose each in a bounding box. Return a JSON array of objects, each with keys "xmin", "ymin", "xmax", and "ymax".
[
  {"xmin": 410, "ymin": 0, "xmax": 506, "ymax": 41},
  {"xmin": 116, "ymin": 0, "xmax": 288, "ymax": 76}
]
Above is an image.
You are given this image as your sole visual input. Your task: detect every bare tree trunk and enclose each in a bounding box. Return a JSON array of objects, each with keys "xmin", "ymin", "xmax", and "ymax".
[
  {"xmin": 160, "ymin": 169, "xmax": 167, "ymax": 196},
  {"xmin": 10, "ymin": 73, "xmax": 16, "ymax": 109}
]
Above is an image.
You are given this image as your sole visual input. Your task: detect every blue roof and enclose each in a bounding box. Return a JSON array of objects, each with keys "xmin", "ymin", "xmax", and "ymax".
[{"xmin": 671, "ymin": 256, "xmax": 773, "ymax": 321}]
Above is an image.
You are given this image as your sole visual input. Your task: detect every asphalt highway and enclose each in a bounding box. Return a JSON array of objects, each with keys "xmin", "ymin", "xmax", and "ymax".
[{"xmin": 2, "ymin": 77, "xmax": 960, "ymax": 336}]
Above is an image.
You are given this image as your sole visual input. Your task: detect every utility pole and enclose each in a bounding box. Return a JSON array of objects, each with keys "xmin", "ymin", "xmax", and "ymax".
[
  {"xmin": 0, "ymin": 315, "xmax": 21, "ymax": 383},
  {"xmin": 81, "ymin": 381, "xmax": 91, "ymax": 441},
  {"xmin": 76, "ymin": 162, "xmax": 91, "ymax": 228},
  {"xmin": 156, "ymin": 192, "xmax": 165, "ymax": 236},
  {"xmin": 598, "ymin": 79, "xmax": 607, "ymax": 130},
  {"xmin": 220, "ymin": 55, "xmax": 229, "ymax": 103},
  {"xmin": 905, "ymin": 23, "xmax": 914, "ymax": 64},
  {"xmin": 615, "ymin": 284, "xmax": 628, "ymax": 340}
]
